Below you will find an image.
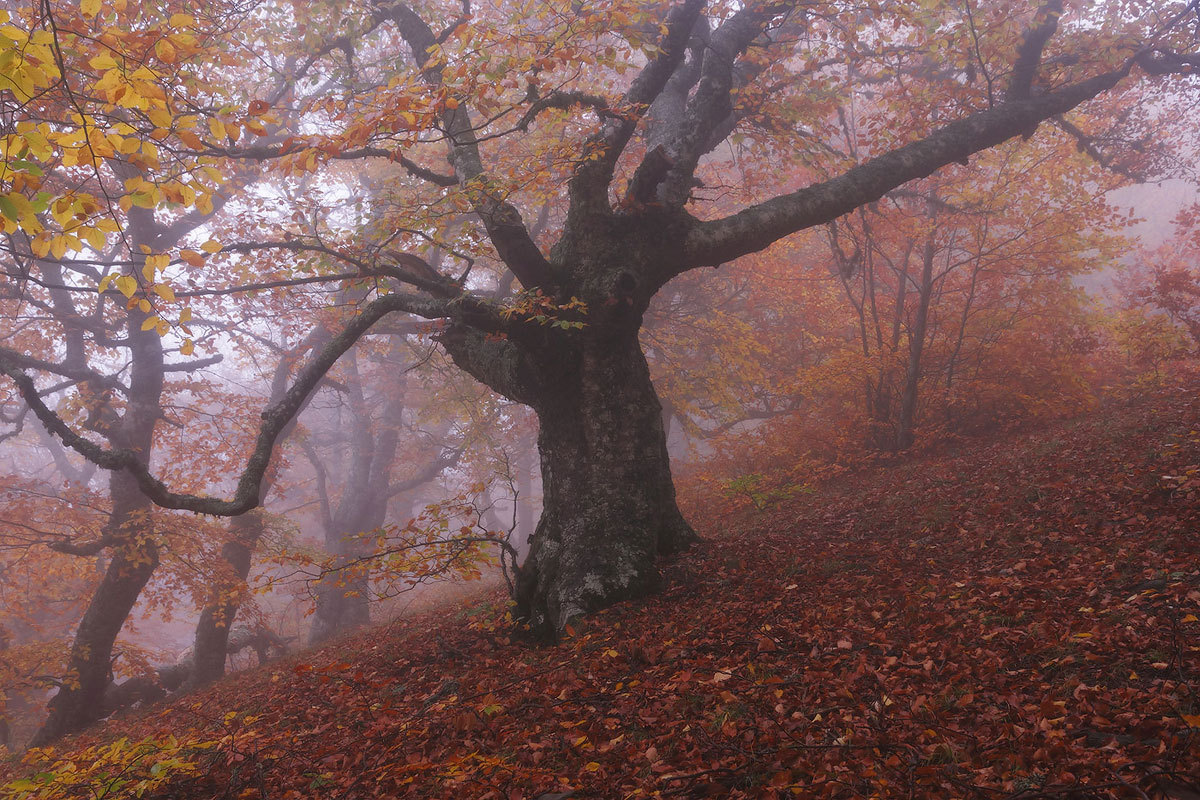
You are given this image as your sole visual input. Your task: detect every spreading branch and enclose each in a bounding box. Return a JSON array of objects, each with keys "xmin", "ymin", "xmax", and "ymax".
[
  {"xmin": 0, "ymin": 290, "xmax": 460, "ymax": 516},
  {"xmin": 1007, "ymin": 0, "xmax": 1064, "ymax": 100},
  {"xmin": 567, "ymin": 0, "xmax": 707, "ymax": 212},
  {"xmin": 682, "ymin": 68, "xmax": 1132, "ymax": 269}
]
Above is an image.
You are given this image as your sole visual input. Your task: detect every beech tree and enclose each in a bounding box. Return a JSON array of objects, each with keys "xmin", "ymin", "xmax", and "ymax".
[{"xmin": 4, "ymin": 0, "xmax": 1200, "ymax": 659}]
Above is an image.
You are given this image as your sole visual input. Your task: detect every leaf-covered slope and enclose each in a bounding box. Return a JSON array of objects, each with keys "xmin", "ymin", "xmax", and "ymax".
[{"xmin": 5, "ymin": 386, "xmax": 1199, "ymax": 799}]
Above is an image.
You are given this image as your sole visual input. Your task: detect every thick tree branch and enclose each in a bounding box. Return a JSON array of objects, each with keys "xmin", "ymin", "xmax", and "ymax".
[
  {"xmin": 49, "ymin": 537, "xmax": 113, "ymax": 557},
  {"xmin": 682, "ymin": 68, "xmax": 1131, "ymax": 268},
  {"xmin": 649, "ymin": 2, "xmax": 796, "ymax": 206},
  {"xmin": 516, "ymin": 90, "xmax": 612, "ymax": 132},
  {"xmin": 383, "ymin": 3, "xmax": 554, "ymax": 290},
  {"xmin": 436, "ymin": 324, "xmax": 542, "ymax": 407},
  {"xmin": 1007, "ymin": 0, "xmax": 1063, "ymax": 99},
  {"xmin": 567, "ymin": 0, "xmax": 707, "ymax": 212}
]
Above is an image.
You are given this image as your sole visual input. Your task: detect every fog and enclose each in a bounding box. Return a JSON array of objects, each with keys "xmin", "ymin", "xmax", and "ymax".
[{"xmin": 1, "ymin": 0, "xmax": 1198, "ymax": 763}]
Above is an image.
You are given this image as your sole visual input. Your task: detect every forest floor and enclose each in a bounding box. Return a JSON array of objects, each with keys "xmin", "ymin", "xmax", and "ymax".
[{"xmin": 2, "ymin": 383, "xmax": 1199, "ymax": 799}]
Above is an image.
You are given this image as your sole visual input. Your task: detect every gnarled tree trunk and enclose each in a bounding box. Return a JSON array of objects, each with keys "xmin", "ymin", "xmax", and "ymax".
[
  {"xmin": 445, "ymin": 319, "xmax": 696, "ymax": 639},
  {"xmin": 518, "ymin": 331, "xmax": 695, "ymax": 636}
]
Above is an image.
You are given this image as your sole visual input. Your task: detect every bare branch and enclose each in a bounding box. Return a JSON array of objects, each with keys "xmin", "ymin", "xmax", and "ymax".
[
  {"xmin": 0, "ymin": 346, "xmax": 126, "ymax": 394},
  {"xmin": 382, "ymin": 3, "xmax": 554, "ymax": 289}
]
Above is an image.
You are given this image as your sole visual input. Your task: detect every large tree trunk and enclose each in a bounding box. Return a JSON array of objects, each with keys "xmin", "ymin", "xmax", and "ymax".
[
  {"xmin": 512, "ymin": 329, "xmax": 697, "ymax": 639},
  {"xmin": 309, "ymin": 562, "xmax": 371, "ymax": 644}
]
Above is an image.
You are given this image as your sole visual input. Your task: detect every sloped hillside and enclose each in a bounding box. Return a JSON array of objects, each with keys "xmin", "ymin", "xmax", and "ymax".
[{"xmin": 3, "ymin": 386, "xmax": 1198, "ymax": 800}]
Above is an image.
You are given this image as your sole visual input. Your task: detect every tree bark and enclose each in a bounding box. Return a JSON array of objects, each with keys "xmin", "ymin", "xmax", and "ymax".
[
  {"xmin": 896, "ymin": 234, "xmax": 937, "ymax": 451},
  {"xmin": 188, "ymin": 511, "xmax": 262, "ymax": 687},
  {"xmin": 507, "ymin": 329, "xmax": 696, "ymax": 638}
]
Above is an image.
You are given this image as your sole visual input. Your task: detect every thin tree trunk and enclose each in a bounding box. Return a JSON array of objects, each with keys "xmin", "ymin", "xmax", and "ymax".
[
  {"xmin": 309, "ymin": 343, "xmax": 409, "ymax": 644},
  {"xmin": 188, "ymin": 332, "xmax": 322, "ymax": 687},
  {"xmin": 896, "ymin": 234, "xmax": 937, "ymax": 451},
  {"xmin": 30, "ymin": 456, "xmax": 160, "ymax": 745},
  {"xmin": 188, "ymin": 510, "xmax": 265, "ymax": 687}
]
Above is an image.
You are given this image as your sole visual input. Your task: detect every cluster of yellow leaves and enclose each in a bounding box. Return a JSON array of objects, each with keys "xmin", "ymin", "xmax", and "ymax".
[
  {"xmin": 0, "ymin": 736, "xmax": 214, "ymax": 800},
  {"xmin": 0, "ymin": 3, "xmax": 244, "ymax": 348}
]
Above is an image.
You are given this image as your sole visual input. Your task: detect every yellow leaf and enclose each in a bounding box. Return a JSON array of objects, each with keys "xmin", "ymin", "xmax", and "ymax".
[
  {"xmin": 147, "ymin": 105, "xmax": 172, "ymax": 129},
  {"xmin": 115, "ymin": 275, "xmax": 137, "ymax": 298},
  {"xmin": 138, "ymin": 298, "xmax": 152, "ymax": 312},
  {"xmin": 155, "ymin": 39, "xmax": 176, "ymax": 63},
  {"xmin": 152, "ymin": 283, "xmax": 176, "ymax": 302},
  {"xmin": 80, "ymin": 0, "xmax": 101, "ymax": 19},
  {"xmin": 199, "ymin": 239, "xmax": 221, "ymax": 254},
  {"xmin": 141, "ymin": 316, "xmax": 159, "ymax": 331},
  {"xmin": 89, "ymin": 52, "xmax": 118, "ymax": 71},
  {"xmin": 98, "ymin": 274, "xmax": 114, "ymax": 293},
  {"xmin": 169, "ymin": 12, "xmax": 194, "ymax": 27},
  {"xmin": 81, "ymin": 227, "xmax": 106, "ymax": 251},
  {"xmin": 207, "ymin": 116, "xmax": 225, "ymax": 141},
  {"xmin": 180, "ymin": 339, "xmax": 194, "ymax": 356},
  {"xmin": 142, "ymin": 262, "xmax": 155, "ymax": 281},
  {"xmin": 1183, "ymin": 614, "xmax": 1198, "ymax": 624},
  {"xmin": 179, "ymin": 307, "xmax": 192, "ymax": 323}
]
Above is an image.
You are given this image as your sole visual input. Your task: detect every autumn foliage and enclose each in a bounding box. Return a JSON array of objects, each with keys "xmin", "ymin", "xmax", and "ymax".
[
  {"xmin": 2, "ymin": 0, "xmax": 1200, "ymax": 792},
  {"xmin": 0, "ymin": 381, "xmax": 1195, "ymax": 799}
]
